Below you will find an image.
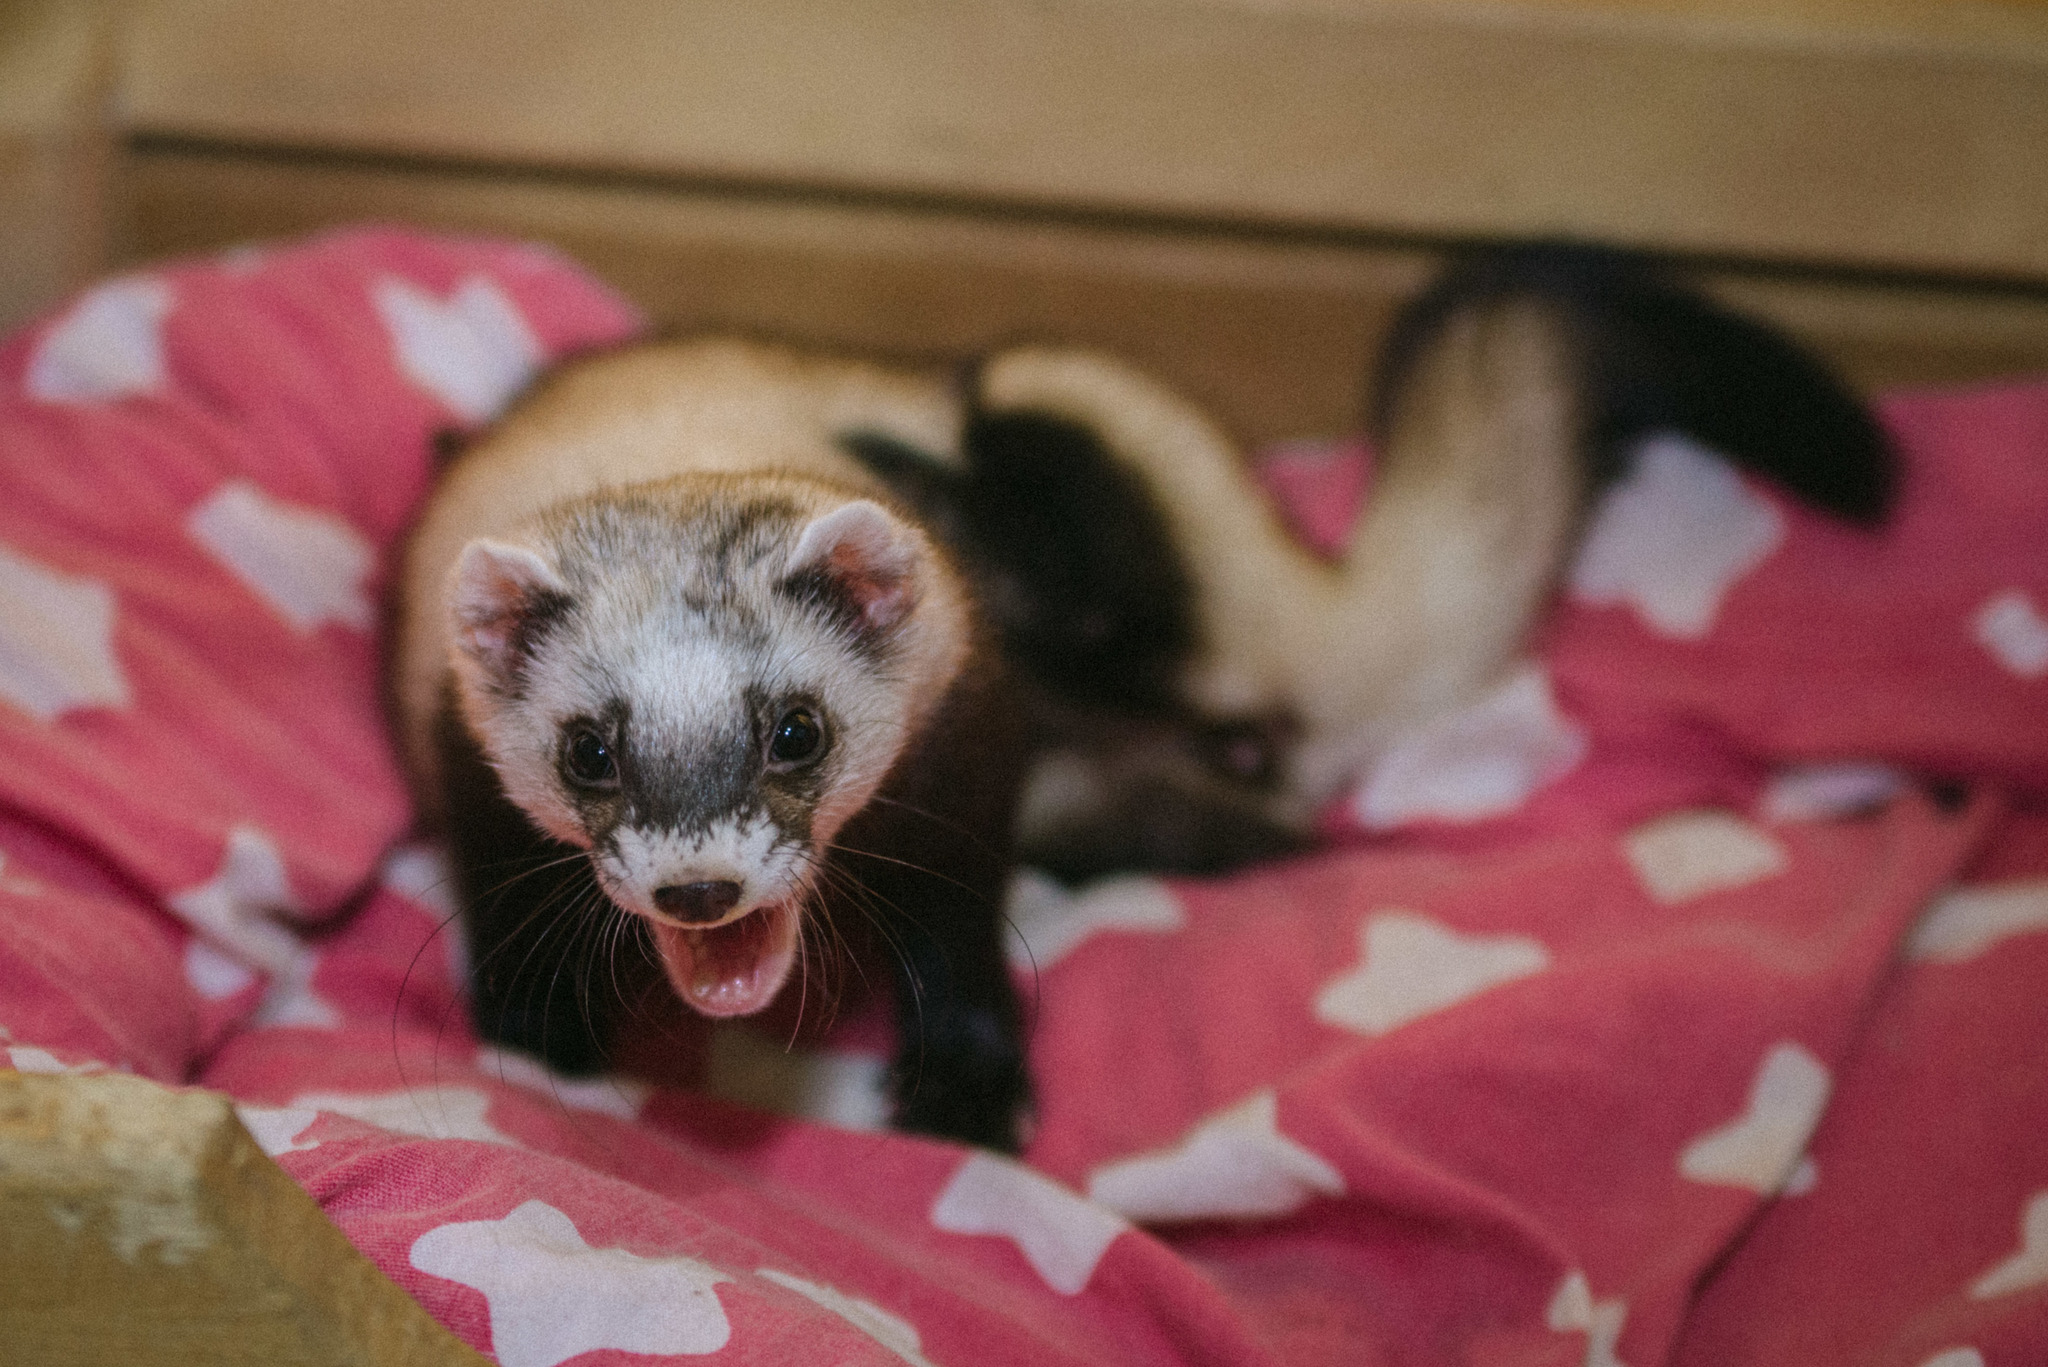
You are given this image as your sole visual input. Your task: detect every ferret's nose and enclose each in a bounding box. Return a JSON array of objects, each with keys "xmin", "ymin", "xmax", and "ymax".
[{"xmin": 654, "ymin": 880, "xmax": 743, "ymax": 924}]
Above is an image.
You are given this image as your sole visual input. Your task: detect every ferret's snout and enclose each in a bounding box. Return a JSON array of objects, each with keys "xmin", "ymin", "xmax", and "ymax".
[{"xmin": 654, "ymin": 880, "xmax": 743, "ymax": 924}]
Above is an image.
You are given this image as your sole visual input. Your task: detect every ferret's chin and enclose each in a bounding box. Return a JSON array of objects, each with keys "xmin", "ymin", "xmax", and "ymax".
[{"xmin": 645, "ymin": 903, "xmax": 801, "ymax": 1019}]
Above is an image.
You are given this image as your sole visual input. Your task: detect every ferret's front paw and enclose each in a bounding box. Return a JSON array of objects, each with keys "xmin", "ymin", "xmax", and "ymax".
[{"xmin": 892, "ymin": 1042, "xmax": 1032, "ymax": 1153}]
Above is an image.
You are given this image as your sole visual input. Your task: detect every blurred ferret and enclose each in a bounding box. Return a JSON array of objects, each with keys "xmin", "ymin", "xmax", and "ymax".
[{"xmin": 858, "ymin": 244, "xmax": 1896, "ymax": 882}]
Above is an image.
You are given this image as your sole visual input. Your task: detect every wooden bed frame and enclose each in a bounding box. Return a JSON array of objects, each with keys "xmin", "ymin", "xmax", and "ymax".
[{"xmin": 4, "ymin": 0, "xmax": 2047, "ymax": 1359}]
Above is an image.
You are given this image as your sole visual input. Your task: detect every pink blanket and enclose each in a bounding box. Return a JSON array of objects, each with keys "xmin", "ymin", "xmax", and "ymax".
[{"xmin": 3, "ymin": 230, "xmax": 2045, "ymax": 1367}]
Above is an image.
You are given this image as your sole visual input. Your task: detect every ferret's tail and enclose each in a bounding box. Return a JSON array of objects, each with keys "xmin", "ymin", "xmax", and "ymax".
[{"xmin": 1371, "ymin": 242, "xmax": 1898, "ymax": 524}]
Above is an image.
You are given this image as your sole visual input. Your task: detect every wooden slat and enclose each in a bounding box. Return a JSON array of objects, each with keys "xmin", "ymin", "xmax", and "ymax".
[
  {"xmin": 0, "ymin": 1071, "xmax": 487, "ymax": 1367},
  {"xmin": 0, "ymin": 1, "xmax": 117, "ymax": 330},
  {"xmin": 121, "ymin": 149, "xmax": 2048, "ymax": 450},
  {"xmin": 119, "ymin": 0, "xmax": 2048, "ymax": 280}
]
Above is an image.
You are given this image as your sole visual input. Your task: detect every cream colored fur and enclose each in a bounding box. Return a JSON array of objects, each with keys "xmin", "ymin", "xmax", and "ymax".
[
  {"xmin": 982, "ymin": 301, "xmax": 1584, "ymax": 813},
  {"xmin": 402, "ymin": 324, "xmax": 1583, "ymax": 854}
]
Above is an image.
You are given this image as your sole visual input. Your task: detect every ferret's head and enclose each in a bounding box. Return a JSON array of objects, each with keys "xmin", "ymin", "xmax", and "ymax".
[{"xmin": 444, "ymin": 480, "xmax": 962, "ymax": 1018}]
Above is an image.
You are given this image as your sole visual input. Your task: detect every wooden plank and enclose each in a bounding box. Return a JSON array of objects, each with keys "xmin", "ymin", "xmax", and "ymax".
[
  {"xmin": 121, "ymin": 149, "xmax": 2048, "ymax": 449},
  {"xmin": 0, "ymin": 1, "xmax": 117, "ymax": 330},
  {"xmin": 1711, "ymin": 274, "xmax": 2048, "ymax": 395},
  {"xmin": 0, "ymin": 1071, "xmax": 488, "ymax": 1367},
  {"xmin": 1335, "ymin": 0, "xmax": 2048, "ymax": 49},
  {"xmin": 119, "ymin": 0, "xmax": 2048, "ymax": 280}
]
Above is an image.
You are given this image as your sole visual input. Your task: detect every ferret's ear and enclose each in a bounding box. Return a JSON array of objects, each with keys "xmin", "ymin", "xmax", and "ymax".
[
  {"xmin": 786, "ymin": 500, "xmax": 921, "ymax": 632},
  {"xmin": 448, "ymin": 538, "xmax": 571, "ymax": 688}
]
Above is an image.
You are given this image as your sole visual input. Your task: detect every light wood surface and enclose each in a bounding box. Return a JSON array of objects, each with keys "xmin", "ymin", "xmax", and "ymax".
[
  {"xmin": 0, "ymin": 1, "xmax": 117, "ymax": 330},
  {"xmin": 119, "ymin": 0, "xmax": 2048, "ymax": 280},
  {"xmin": 0, "ymin": 1071, "xmax": 487, "ymax": 1367}
]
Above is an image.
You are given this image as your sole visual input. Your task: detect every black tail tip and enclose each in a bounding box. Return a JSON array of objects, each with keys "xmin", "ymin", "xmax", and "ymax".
[{"xmin": 1378, "ymin": 239, "xmax": 1900, "ymax": 527}]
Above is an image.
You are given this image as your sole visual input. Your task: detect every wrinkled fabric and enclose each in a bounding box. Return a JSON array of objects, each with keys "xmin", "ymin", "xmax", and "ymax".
[{"xmin": 2, "ymin": 230, "xmax": 2044, "ymax": 1367}]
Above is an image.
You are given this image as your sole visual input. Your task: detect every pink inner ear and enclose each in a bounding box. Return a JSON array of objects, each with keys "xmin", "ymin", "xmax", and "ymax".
[
  {"xmin": 792, "ymin": 501, "xmax": 919, "ymax": 632},
  {"xmin": 451, "ymin": 539, "xmax": 566, "ymax": 680},
  {"xmin": 829, "ymin": 541, "xmax": 914, "ymax": 630}
]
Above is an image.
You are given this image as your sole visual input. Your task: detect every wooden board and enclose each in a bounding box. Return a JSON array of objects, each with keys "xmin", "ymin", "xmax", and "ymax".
[
  {"xmin": 0, "ymin": 1071, "xmax": 487, "ymax": 1366},
  {"xmin": 122, "ymin": 149, "xmax": 2048, "ymax": 450},
  {"xmin": 119, "ymin": 0, "xmax": 2048, "ymax": 280},
  {"xmin": 0, "ymin": 1, "xmax": 118, "ymax": 330}
]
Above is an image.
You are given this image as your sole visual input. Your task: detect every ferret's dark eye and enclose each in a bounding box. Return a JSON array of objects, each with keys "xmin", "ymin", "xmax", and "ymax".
[
  {"xmin": 768, "ymin": 708, "xmax": 824, "ymax": 765},
  {"xmin": 561, "ymin": 725, "xmax": 618, "ymax": 788}
]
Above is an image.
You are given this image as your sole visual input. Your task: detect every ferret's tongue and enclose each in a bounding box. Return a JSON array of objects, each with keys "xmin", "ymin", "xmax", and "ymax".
[{"xmin": 649, "ymin": 904, "xmax": 799, "ymax": 1018}]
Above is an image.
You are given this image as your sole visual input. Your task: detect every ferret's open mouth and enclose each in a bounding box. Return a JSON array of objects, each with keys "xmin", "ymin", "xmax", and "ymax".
[{"xmin": 646, "ymin": 903, "xmax": 800, "ymax": 1018}]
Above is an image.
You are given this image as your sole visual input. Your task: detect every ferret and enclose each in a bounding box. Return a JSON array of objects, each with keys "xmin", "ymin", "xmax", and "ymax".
[
  {"xmin": 393, "ymin": 338, "xmax": 1034, "ymax": 1151},
  {"xmin": 856, "ymin": 244, "xmax": 1899, "ymax": 881}
]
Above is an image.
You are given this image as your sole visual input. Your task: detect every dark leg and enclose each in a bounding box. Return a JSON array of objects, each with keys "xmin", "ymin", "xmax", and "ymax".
[
  {"xmin": 435, "ymin": 698, "xmax": 620, "ymax": 1073},
  {"xmin": 828, "ymin": 657, "xmax": 1033, "ymax": 1152}
]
